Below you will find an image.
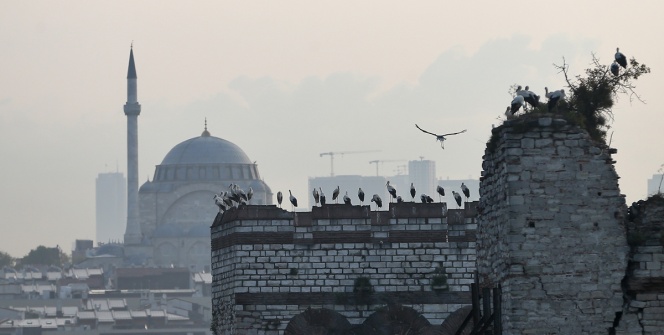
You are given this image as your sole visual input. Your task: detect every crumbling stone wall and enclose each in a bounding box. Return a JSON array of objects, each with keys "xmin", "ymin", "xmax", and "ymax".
[
  {"xmin": 477, "ymin": 116, "xmax": 629, "ymax": 334},
  {"xmin": 615, "ymin": 195, "xmax": 664, "ymax": 334}
]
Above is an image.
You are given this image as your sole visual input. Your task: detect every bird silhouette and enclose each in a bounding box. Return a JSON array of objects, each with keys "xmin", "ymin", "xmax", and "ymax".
[{"xmin": 415, "ymin": 124, "xmax": 467, "ymax": 149}]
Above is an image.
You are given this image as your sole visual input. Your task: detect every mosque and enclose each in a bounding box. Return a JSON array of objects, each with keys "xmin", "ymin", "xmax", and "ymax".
[{"xmin": 119, "ymin": 47, "xmax": 272, "ymax": 271}]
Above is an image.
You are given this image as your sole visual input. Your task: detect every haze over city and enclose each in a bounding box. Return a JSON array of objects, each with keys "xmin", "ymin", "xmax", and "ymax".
[{"xmin": 1, "ymin": 0, "xmax": 663, "ymax": 257}]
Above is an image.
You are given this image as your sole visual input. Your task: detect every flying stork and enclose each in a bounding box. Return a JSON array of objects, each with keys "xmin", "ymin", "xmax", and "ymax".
[
  {"xmin": 386, "ymin": 181, "xmax": 397, "ymax": 202},
  {"xmin": 415, "ymin": 124, "xmax": 467, "ymax": 149},
  {"xmin": 615, "ymin": 47, "xmax": 627, "ymax": 68}
]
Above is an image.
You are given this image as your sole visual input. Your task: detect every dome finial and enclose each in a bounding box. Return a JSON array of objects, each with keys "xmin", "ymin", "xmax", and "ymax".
[{"xmin": 201, "ymin": 118, "xmax": 210, "ymax": 137}]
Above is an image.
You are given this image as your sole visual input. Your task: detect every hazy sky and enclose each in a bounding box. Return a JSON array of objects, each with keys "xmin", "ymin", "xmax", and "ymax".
[{"xmin": 1, "ymin": 1, "xmax": 663, "ymax": 257}]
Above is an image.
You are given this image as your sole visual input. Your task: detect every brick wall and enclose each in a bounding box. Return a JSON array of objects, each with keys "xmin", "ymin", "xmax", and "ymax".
[{"xmin": 211, "ymin": 202, "xmax": 477, "ymax": 334}]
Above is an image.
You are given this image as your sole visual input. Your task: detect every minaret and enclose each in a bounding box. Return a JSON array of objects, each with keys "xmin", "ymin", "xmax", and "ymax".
[{"xmin": 123, "ymin": 46, "xmax": 142, "ymax": 244}]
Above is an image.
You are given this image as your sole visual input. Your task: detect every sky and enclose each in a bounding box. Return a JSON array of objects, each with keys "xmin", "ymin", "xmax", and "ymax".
[{"xmin": 1, "ymin": 1, "xmax": 663, "ymax": 257}]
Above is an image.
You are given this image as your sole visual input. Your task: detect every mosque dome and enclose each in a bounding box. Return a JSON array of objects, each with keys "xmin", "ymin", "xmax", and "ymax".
[{"xmin": 160, "ymin": 129, "xmax": 251, "ymax": 166}]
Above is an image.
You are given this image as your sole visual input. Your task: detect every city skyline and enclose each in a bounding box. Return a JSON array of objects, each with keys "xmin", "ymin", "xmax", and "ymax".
[{"xmin": 2, "ymin": 1, "xmax": 663, "ymax": 256}]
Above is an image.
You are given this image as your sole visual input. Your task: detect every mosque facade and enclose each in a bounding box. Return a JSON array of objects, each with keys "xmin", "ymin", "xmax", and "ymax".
[{"xmin": 121, "ymin": 48, "xmax": 272, "ymax": 271}]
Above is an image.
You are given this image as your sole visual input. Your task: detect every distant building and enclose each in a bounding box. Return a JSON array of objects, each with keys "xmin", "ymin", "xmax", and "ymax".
[
  {"xmin": 648, "ymin": 174, "xmax": 663, "ymax": 196},
  {"xmin": 95, "ymin": 172, "xmax": 126, "ymax": 245}
]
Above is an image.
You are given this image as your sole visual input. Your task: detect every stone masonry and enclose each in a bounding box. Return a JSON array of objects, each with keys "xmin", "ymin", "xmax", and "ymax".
[
  {"xmin": 477, "ymin": 116, "xmax": 629, "ymax": 334},
  {"xmin": 211, "ymin": 202, "xmax": 478, "ymax": 334}
]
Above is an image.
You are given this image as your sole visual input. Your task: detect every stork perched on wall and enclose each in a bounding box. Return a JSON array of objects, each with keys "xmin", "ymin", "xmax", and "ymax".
[
  {"xmin": 421, "ymin": 194, "xmax": 434, "ymax": 203},
  {"xmin": 510, "ymin": 95, "xmax": 525, "ymax": 116},
  {"xmin": 410, "ymin": 183, "xmax": 416, "ymax": 201},
  {"xmin": 615, "ymin": 47, "xmax": 627, "ymax": 68},
  {"xmin": 313, "ymin": 188, "xmax": 320, "ymax": 207},
  {"xmin": 276, "ymin": 191, "xmax": 283, "ymax": 208},
  {"xmin": 436, "ymin": 185, "xmax": 445, "ymax": 202},
  {"xmin": 371, "ymin": 194, "xmax": 383, "ymax": 209},
  {"xmin": 517, "ymin": 86, "xmax": 540, "ymax": 110},
  {"xmin": 332, "ymin": 186, "xmax": 340, "ymax": 204},
  {"xmin": 358, "ymin": 187, "xmax": 365, "ymax": 205},
  {"xmin": 343, "ymin": 191, "xmax": 351, "ymax": 205},
  {"xmin": 545, "ymin": 87, "xmax": 566, "ymax": 112},
  {"xmin": 461, "ymin": 182, "xmax": 470, "ymax": 201},
  {"xmin": 319, "ymin": 187, "xmax": 326, "ymax": 206},
  {"xmin": 452, "ymin": 191, "xmax": 462, "ymax": 209},
  {"xmin": 415, "ymin": 124, "xmax": 467, "ymax": 149},
  {"xmin": 288, "ymin": 190, "xmax": 298, "ymax": 210},
  {"xmin": 386, "ymin": 181, "xmax": 397, "ymax": 202}
]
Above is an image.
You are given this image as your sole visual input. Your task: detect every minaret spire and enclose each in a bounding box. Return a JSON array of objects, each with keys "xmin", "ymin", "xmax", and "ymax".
[{"xmin": 123, "ymin": 45, "xmax": 142, "ymax": 245}]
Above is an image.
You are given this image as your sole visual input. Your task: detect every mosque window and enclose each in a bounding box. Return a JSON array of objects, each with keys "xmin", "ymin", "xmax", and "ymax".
[
  {"xmin": 176, "ymin": 167, "xmax": 186, "ymax": 180},
  {"xmin": 167, "ymin": 167, "xmax": 175, "ymax": 180},
  {"xmin": 199, "ymin": 167, "xmax": 206, "ymax": 179}
]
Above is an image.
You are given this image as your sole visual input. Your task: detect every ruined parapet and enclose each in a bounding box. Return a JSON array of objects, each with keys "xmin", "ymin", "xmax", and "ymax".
[
  {"xmin": 477, "ymin": 115, "xmax": 629, "ymax": 334},
  {"xmin": 616, "ymin": 195, "xmax": 664, "ymax": 334}
]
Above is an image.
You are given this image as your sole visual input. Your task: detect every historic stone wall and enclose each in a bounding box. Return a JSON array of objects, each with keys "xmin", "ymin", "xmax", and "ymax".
[
  {"xmin": 616, "ymin": 196, "xmax": 664, "ymax": 334},
  {"xmin": 211, "ymin": 203, "xmax": 477, "ymax": 334},
  {"xmin": 477, "ymin": 116, "xmax": 629, "ymax": 334}
]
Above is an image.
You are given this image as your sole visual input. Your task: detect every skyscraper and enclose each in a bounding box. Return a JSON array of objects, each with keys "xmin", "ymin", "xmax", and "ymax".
[{"xmin": 95, "ymin": 172, "xmax": 126, "ymax": 244}]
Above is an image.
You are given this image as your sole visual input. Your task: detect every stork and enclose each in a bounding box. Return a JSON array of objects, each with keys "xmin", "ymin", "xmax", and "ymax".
[
  {"xmin": 410, "ymin": 183, "xmax": 416, "ymax": 201},
  {"xmin": 213, "ymin": 194, "xmax": 226, "ymax": 213},
  {"xmin": 276, "ymin": 191, "xmax": 283, "ymax": 208},
  {"xmin": 319, "ymin": 187, "xmax": 327, "ymax": 206},
  {"xmin": 436, "ymin": 185, "xmax": 445, "ymax": 202},
  {"xmin": 452, "ymin": 191, "xmax": 462, "ymax": 208},
  {"xmin": 461, "ymin": 183, "xmax": 470, "ymax": 201},
  {"xmin": 343, "ymin": 191, "xmax": 351, "ymax": 205},
  {"xmin": 610, "ymin": 62, "xmax": 620, "ymax": 76},
  {"xmin": 358, "ymin": 187, "xmax": 365, "ymax": 205},
  {"xmin": 545, "ymin": 87, "xmax": 566, "ymax": 112},
  {"xmin": 615, "ymin": 47, "xmax": 627, "ymax": 68},
  {"xmin": 421, "ymin": 194, "xmax": 433, "ymax": 203},
  {"xmin": 332, "ymin": 186, "xmax": 340, "ymax": 204},
  {"xmin": 415, "ymin": 124, "xmax": 467, "ymax": 149},
  {"xmin": 504, "ymin": 106, "xmax": 515, "ymax": 120},
  {"xmin": 520, "ymin": 86, "xmax": 540, "ymax": 110},
  {"xmin": 371, "ymin": 194, "xmax": 383, "ymax": 210},
  {"xmin": 386, "ymin": 181, "xmax": 397, "ymax": 202},
  {"xmin": 247, "ymin": 187, "xmax": 253, "ymax": 203},
  {"xmin": 396, "ymin": 196, "xmax": 403, "ymax": 203},
  {"xmin": 313, "ymin": 188, "xmax": 320, "ymax": 207},
  {"xmin": 510, "ymin": 95, "xmax": 525, "ymax": 115},
  {"xmin": 288, "ymin": 190, "xmax": 298, "ymax": 210}
]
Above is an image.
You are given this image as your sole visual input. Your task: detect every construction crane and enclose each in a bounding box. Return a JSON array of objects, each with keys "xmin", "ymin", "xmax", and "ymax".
[
  {"xmin": 320, "ymin": 150, "xmax": 380, "ymax": 176},
  {"xmin": 369, "ymin": 159, "xmax": 407, "ymax": 176}
]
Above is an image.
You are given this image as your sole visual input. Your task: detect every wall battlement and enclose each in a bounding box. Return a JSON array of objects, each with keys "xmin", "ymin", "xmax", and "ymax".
[{"xmin": 211, "ymin": 202, "xmax": 478, "ymax": 333}]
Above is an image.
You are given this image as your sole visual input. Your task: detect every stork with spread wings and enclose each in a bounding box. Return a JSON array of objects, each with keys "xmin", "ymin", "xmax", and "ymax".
[{"xmin": 415, "ymin": 124, "xmax": 467, "ymax": 149}]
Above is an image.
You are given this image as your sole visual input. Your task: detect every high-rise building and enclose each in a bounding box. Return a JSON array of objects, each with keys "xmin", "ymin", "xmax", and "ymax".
[
  {"xmin": 409, "ymin": 159, "xmax": 436, "ymax": 198},
  {"xmin": 648, "ymin": 174, "xmax": 663, "ymax": 197},
  {"xmin": 95, "ymin": 172, "xmax": 126, "ymax": 244}
]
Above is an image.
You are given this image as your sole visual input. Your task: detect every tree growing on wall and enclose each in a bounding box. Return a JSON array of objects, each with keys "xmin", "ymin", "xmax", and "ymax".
[{"xmin": 554, "ymin": 53, "xmax": 650, "ymax": 142}]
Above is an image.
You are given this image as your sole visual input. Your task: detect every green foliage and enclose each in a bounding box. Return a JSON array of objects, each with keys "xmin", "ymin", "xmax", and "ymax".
[
  {"xmin": 15, "ymin": 246, "xmax": 67, "ymax": 268},
  {"xmin": 0, "ymin": 250, "xmax": 15, "ymax": 268},
  {"xmin": 555, "ymin": 54, "xmax": 650, "ymax": 142}
]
